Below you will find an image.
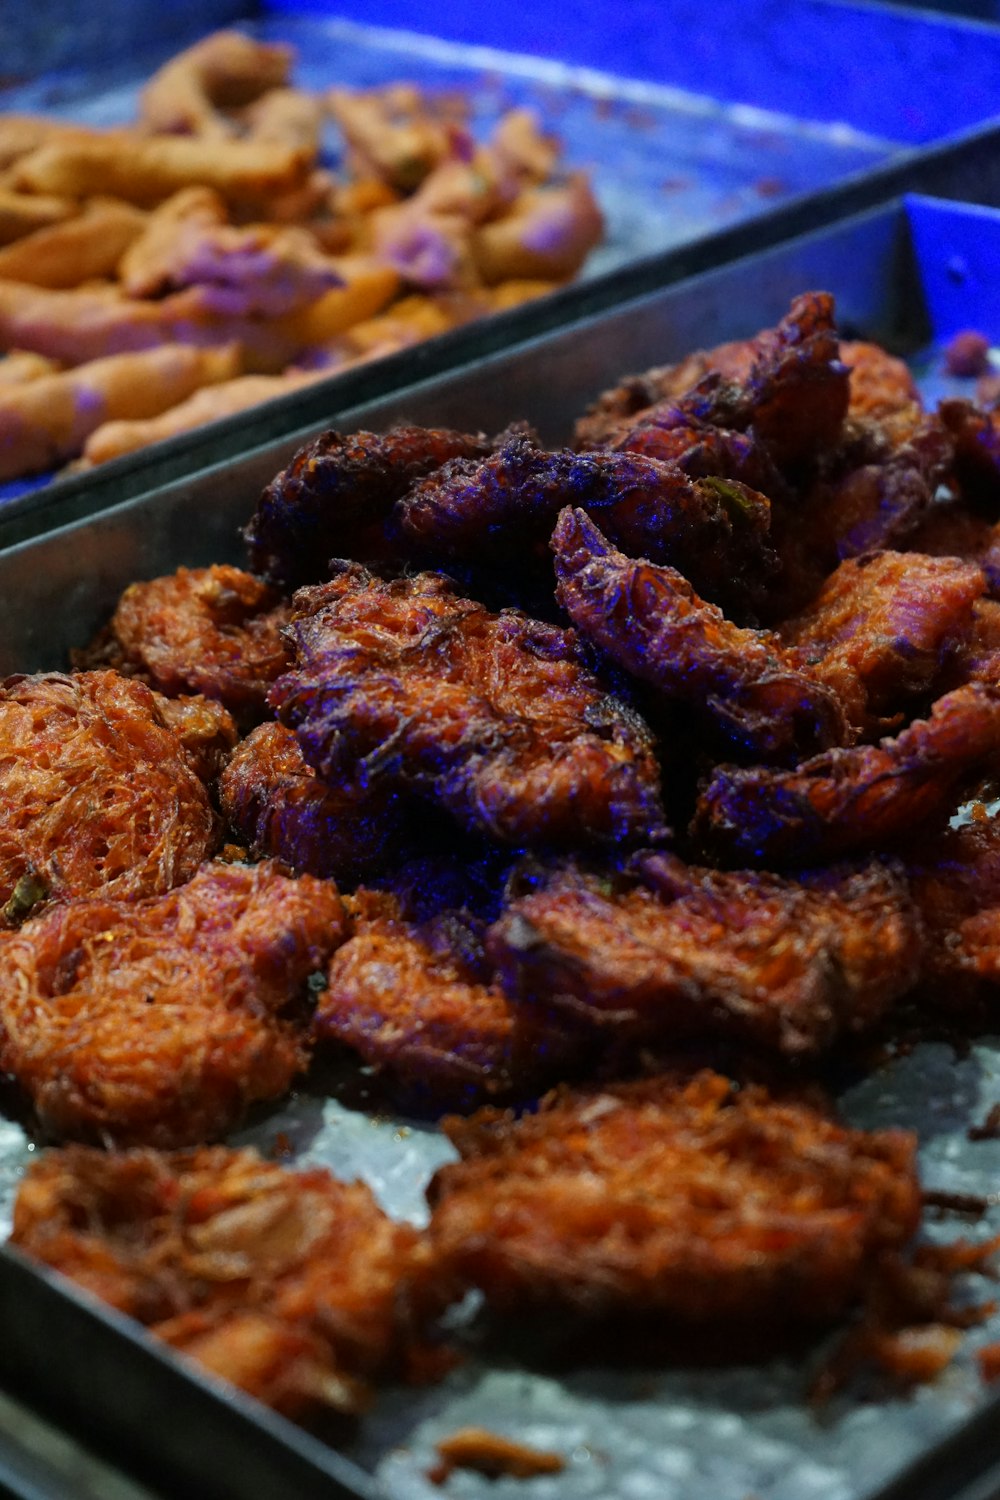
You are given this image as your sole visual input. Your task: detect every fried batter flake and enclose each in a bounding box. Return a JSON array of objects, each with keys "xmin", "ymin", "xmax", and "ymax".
[
  {"xmin": 0, "ymin": 860, "xmax": 345, "ymax": 1144},
  {"xmin": 0, "ymin": 670, "xmax": 218, "ymax": 911},
  {"xmin": 12, "ymin": 1144, "xmax": 434, "ymax": 1416},
  {"xmin": 271, "ymin": 563, "xmax": 666, "ymax": 848},
  {"xmin": 427, "ymin": 1071, "xmax": 921, "ymax": 1325},
  {"xmin": 487, "ymin": 853, "xmax": 919, "ymax": 1055}
]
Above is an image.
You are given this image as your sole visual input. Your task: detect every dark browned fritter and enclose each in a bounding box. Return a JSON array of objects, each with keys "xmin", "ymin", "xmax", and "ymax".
[
  {"xmin": 428, "ymin": 1071, "xmax": 921, "ymax": 1325},
  {"xmin": 270, "ymin": 562, "xmax": 666, "ymax": 847},
  {"xmin": 487, "ymin": 853, "xmax": 920, "ymax": 1056}
]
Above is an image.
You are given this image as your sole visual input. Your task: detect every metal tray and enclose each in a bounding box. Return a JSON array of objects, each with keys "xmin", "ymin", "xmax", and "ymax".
[
  {"xmin": 5, "ymin": 195, "xmax": 1000, "ymax": 1500},
  {"xmin": 7, "ymin": 1, "xmax": 1000, "ymax": 540}
]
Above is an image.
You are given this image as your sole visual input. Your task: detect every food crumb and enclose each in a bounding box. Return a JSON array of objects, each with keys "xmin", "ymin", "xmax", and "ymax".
[
  {"xmin": 430, "ymin": 1428, "xmax": 565, "ymax": 1484},
  {"xmin": 945, "ymin": 329, "xmax": 992, "ymax": 378}
]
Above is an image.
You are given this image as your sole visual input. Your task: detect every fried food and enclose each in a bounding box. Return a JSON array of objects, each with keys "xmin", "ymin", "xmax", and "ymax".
[
  {"xmin": 841, "ymin": 339, "xmax": 922, "ymax": 422},
  {"xmin": 0, "ymin": 350, "xmax": 61, "ymax": 384},
  {"xmin": 692, "ymin": 683, "xmax": 1000, "ymax": 867},
  {"xmin": 488, "ymin": 853, "xmax": 919, "ymax": 1055},
  {"xmin": 328, "ymin": 84, "xmax": 467, "ymax": 194},
  {"xmin": 904, "ymin": 780, "xmax": 1000, "ymax": 990},
  {"xmin": 551, "ymin": 507, "xmax": 849, "ymax": 761},
  {"xmin": 12, "ymin": 1143, "xmax": 430, "ymax": 1415},
  {"xmin": 427, "ymin": 1071, "xmax": 921, "ymax": 1326},
  {"xmin": 140, "ymin": 31, "xmax": 295, "ymax": 139},
  {"xmin": 316, "ymin": 888, "xmax": 579, "ymax": 1107},
  {"xmin": 244, "ymin": 424, "xmax": 495, "ymax": 587},
  {"xmin": 0, "ymin": 671, "xmax": 219, "ymax": 911},
  {"xmin": 939, "ymin": 398, "xmax": 1000, "ymax": 505},
  {"xmin": 150, "ymin": 692, "xmax": 238, "ymax": 783},
  {"xmin": 0, "ymin": 342, "xmax": 240, "ymax": 479},
  {"xmin": 470, "ymin": 174, "xmax": 604, "ymax": 285},
  {"xmin": 0, "ymin": 189, "xmax": 75, "ymax": 246},
  {"xmin": 239, "ymin": 88, "xmax": 326, "ymax": 154},
  {"xmin": 218, "ymin": 721, "xmax": 404, "ymax": 882},
  {"xmin": 99, "ymin": 564, "xmax": 293, "ymax": 725},
  {"xmin": 0, "ymin": 860, "xmax": 344, "ymax": 1144},
  {"xmin": 272, "ymin": 563, "xmax": 666, "ymax": 847},
  {"xmin": 0, "ymin": 198, "xmax": 146, "ymax": 288}
]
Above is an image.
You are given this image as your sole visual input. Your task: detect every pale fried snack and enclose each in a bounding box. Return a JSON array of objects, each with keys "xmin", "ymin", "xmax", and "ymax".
[
  {"xmin": 12, "ymin": 1143, "xmax": 433, "ymax": 1415},
  {"xmin": 0, "ymin": 189, "xmax": 76, "ymax": 247},
  {"xmin": 0, "ymin": 350, "xmax": 61, "ymax": 384},
  {"xmin": 471, "ymin": 174, "xmax": 603, "ymax": 285},
  {"xmin": 239, "ymin": 88, "xmax": 325, "ymax": 154},
  {"xmin": 140, "ymin": 31, "xmax": 295, "ymax": 139},
  {"xmin": 0, "ymin": 860, "xmax": 344, "ymax": 1144},
  {"xmin": 0, "ymin": 198, "xmax": 147, "ymax": 289},
  {"xmin": 328, "ymin": 84, "xmax": 466, "ymax": 193},
  {"xmin": 427, "ymin": 1072, "xmax": 922, "ymax": 1326}
]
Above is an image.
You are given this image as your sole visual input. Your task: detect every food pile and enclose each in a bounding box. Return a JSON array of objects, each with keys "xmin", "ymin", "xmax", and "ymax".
[
  {"xmin": 0, "ymin": 29, "xmax": 602, "ymax": 482},
  {"xmin": 7, "ymin": 291, "xmax": 1000, "ymax": 1436}
]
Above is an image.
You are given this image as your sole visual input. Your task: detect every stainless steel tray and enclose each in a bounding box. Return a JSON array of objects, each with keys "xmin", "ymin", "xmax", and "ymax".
[{"xmin": 4, "ymin": 195, "xmax": 1000, "ymax": 1500}]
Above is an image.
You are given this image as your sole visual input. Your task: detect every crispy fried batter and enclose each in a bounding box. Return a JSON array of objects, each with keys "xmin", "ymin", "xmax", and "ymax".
[
  {"xmin": 0, "ymin": 860, "xmax": 344, "ymax": 1145},
  {"xmin": 487, "ymin": 854, "xmax": 919, "ymax": 1055},
  {"xmin": 841, "ymin": 340, "xmax": 922, "ymax": 423},
  {"xmin": 427, "ymin": 1071, "xmax": 921, "ymax": 1325},
  {"xmin": 218, "ymin": 721, "xmax": 403, "ymax": 882},
  {"xmin": 11, "ymin": 1144, "xmax": 431, "ymax": 1416},
  {"xmin": 904, "ymin": 780, "xmax": 1000, "ymax": 990},
  {"xmin": 551, "ymin": 507, "xmax": 849, "ymax": 761},
  {"xmin": 244, "ymin": 424, "xmax": 495, "ymax": 588},
  {"xmin": 0, "ymin": 671, "xmax": 219, "ymax": 911},
  {"xmin": 692, "ymin": 683, "xmax": 1000, "ymax": 867},
  {"xmin": 150, "ymin": 692, "xmax": 238, "ymax": 783},
  {"xmin": 939, "ymin": 398, "xmax": 1000, "ymax": 506},
  {"xmin": 607, "ymin": 410, "xmax": 788, "ymax": 505},
  {"xmin": 271, "ymin": 563, "xmax": 666, "ymax": 848},
  {"xmin": 140, "ymin": 31, "xmax": 295, "ymax": 138}
]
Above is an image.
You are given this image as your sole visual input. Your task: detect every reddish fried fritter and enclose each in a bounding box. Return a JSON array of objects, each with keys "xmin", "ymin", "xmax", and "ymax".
[
  {"xmin": 0, "ymin": 670, "xmax": 218, "ymax": 913},
  {"xmin": 607, "ymin": 411, "xmax": 788, "ymax": 505},
  {"xmin": 12, "ymin": 1144, "xmax": 434, "ymax": 1416},
  {"xmin": 841, "ymin": 340, "xmax": 922, "ymax": 423},
  {"xmin": 0, "ymin": 860, "xmax": 345, "ymax": 1144},
  {"xmin": 487, "ymin": 854, "xmax": 919, "ymax": 1055},
  {"xmin": 427, "ymin": 1071, "xmax": 921, "ymax": 1326},
  {"xmin": 692, "ymin": 683, "xmax": 1000, "ymax": 867},
  {"xmin": 316, "ymin": 889, "xmax": 579, "ymax": 1108},
  {"xmin": 904, "ymin": 780, "xmax": 1000, "ymax": 990},
  {"xmin": 218, "ymin": 721, "xmax": 404, "ymax": 883},
  {"xmin": 939, "ymin": 398, "xmax": 1000, "ymax": 506},
  {"xmin": 103, "ymin": 565, "xmax": 293, "ymax": 726},
  {"xmin": 551, "ymin": 507, "xmax": 849, "ymax": 762},
  {"xmin": 395, "ymin": 435, "xmax": 776, "ymax": 615},
  {"xmin": 271, "ymin": 563, "xmax": 666, "ymax": 848},
  {"xmin": 906, "ymin": 504, "xmax": 1000, "ymax": 597},
  {"xmin": 244, "ymin": 425, "xmax": 495, "ymax": 589},
  {"xmin": 151, "ymin": 691, "xmax": 239, "ymax": 782}
]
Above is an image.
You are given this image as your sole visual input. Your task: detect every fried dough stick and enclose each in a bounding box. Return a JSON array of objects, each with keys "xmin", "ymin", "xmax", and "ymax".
[
  {"xmin": 328, "ymin": 84, "xmax": 466, "ymax": 193},
  {"xmin": 0, "ymin": 199, "xmax": 147, "ymax": 289},
  {"xmin": 488, "ymin": 854, "xmax": 919, "ymax": 1056},
  {"xmin": 0, "ymin": 671, "xmax": 220, "ymax": 912},
  {"xmin": 693, "ymin": 682, "xmax": 1000, "ymax": 867},
  {"xmin": 0, "ymin": 343, "xmax": 240, "ymax": 479},
  {"xmin": 140, "ymin": 31, "xmax": 294, "ymax": 138},
  {"xmin": 428, "ymin": 1072, "xmax": 921, "ymax": 1327},
  {"xmin": 12, "ymin": 1145, "xmax": 433, "ymax": 1416},
  {"xmin": 0, "ymin": 860, "xmax": 344, "ymax": 1145},
  {"xmin": 271, "ymin": 563, "xmax": 666, "ymax": 848}
]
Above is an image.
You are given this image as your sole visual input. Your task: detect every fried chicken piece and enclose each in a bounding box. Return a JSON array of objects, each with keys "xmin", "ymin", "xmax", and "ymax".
[
  {"xmin": 0, "ymin": 859, "xmax": 344, "ymax": 1144},
  {"xmin": 12, "ymin": 1144, "xmax": 431, "ymax": 1416},
  {"xmin": 244, "ymin": 424, "xmax": 496, "ymax": 588},
  {"xmin": 488, "ymin": 854, "xmax": 918, "ymax": 1055},
  {"xmin": 140, "ymin": 31, "xmax": 295, "ymax": 138},
  {"xmin": 316, "ymin": 888, "xmax": 579, "ymax": 1107},
  {"xmin": 0, "ymin": 671, "xmax": 219, "ymax": 912},
  {"xmin": 692, "ymin": 682, "xmax": 1000, "ymax": 867},
  {"xmin": 841, "ymin": 340, "xmax": 922, "ymax": 423},
  {"xmin": 219, "ymin": 722, "xmax": 404, "ymax": 882},
  {"xmin": 551, "ymin": 507, "xmax": 849, "ymax": 761},
  {"xmin": 271, "ymin": 563, "xmax": 666, "ymax": 848},
  {"xmin": 427, "ymin": 1071, "xmax": 921, "ymax": 1327},
  {"xmin": 100, "ymin": 565, "xmax": 293, "ymax": 727},
  {"xmin": 396, "ymin": 437, "xmax": 777, "ymax": 616}
]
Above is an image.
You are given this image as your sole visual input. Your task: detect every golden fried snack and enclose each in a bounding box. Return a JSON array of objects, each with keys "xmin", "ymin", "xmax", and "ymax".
[
  {"xmin": 0, "ymin": 342, "xmax": 240, "ymax": 479},
  {"xmin": 0, "ymin": 116, "xmax": 122, "ymax": 173},
  {"xmin": 0, "ymin": 860, "xmax": 344, "ymax": 1144},
  {"xmin": 487, "ymin": 108, "xmax": 561, "ymax": 185},
  {"xmin": 328, "ymin": 84, "xmax": 466, "ymax": 193},
  {"xmin": 371, "ymin": 195, "xmax": 479, "ymax": 291},
  {"xmin": 0, "ymin": 350, "xmax": 61, "ymax": 384},
  {"xmin": 693, "ymin": 682, "xmax": 1000, "ymax": 867},
  {"xmin": 219, "ymin": 721, "xmax": 404, "ymax": 882},
  {"xmin": 239, "ymin": 88, "xmax": 325, "ymax": 154},
  {"xmin": 277, "ymin": 254, "xmax": 400, "ymax": 343},
  {"xmin": 272, "ymin": 563, "xmax": 666, "ymax": 848},
  {"xmin": 428, "ymin": 1072, "xmax": 921, "ymax": 1326},
  {"xmin": 0, "ymin": 671, "xmax": 219, "ymax": 912},
  {"xmin": 488, "ymin": 854, "xmax": 919, "ymax": 1055},
  {"xmin": 117, "ymin": 184, "xmax": 229, "ymax": 293},
  {"xmin": 0, "ymin": 198, "xmax": 147, "ymax": 289},
  {"xmin": 0, "ymin": 189, "xmax": 76, "ymax": 247},
  {"xmin": 139, "ymin": 31, "xmax": 295, "ymax": 138},
  {"xmin": 471, "ymin": 174, "xmax": 604, "ymax": 285},
  {"xmin": 12, "ymin": 1144, "xmax": 432, "ymax": 1415},
  {"xmin": 317, "ymin": 889, "xmax": 580, "ymax": 1107}
]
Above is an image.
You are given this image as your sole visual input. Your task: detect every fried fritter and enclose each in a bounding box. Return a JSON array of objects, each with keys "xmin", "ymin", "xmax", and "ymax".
[
  {"xmin": 244, "ymin": 424, "xmax": 495, "ymax": 589},
  {"xmin": 427, "ymin": 1071, "xmax": 921, "ymax": 1326},
  {"xmin": 692, "ymin": 683, "xmax": 1000, "ymax": 867},
  {"xmin": 939, "ymin": 398, "xmax": 1000, "ymax": 506},
  {"xmin": 904, "ymin": 779, "xmax": 1000, "ymax": 990},
  {"xmin": 218, "ymin": 721, "xmax": 404, "ymax": 882},
  {"xmin": 394, "ymin": 435, "xmax": 776, "ymax": 615},
  {"xmin": 607, "ymin": 411, "xmax": 788, "ymax": 505},
  {"xmin": 271, "ymin": 563, "xmax": 666, "ymax": 848},
  {"xmin": 551, "ymin": 507, "xmax": 849, "ymax": 761},
  {"xmin": 316, "ymin": 889, "xmax": 580, "ymax": 1108},
  {"xmin": 905, "ymin": 504, "xmax": 1000, "ymax": 597},
  {"xmin": 841, "ymin": 340, "xmax": 922, "ymax": 423},
  {"xmin": 0, "ymin": 859, "xmax": 345, "ymax": 1145},
  {"xmin": 151, "ymin": 691, "xmax": 239, "ymax": 782},
  {"xmin": 12, "ymin": 1144, "xmax": 433, "ymax": 1416},
  {"xmin": 101, "ymin": 565, "xmax": 293, "ymax": 726},
  {"xmin": 487, "ymin": 853, "xmax": 919, "ymax": 1055},
  {"xmin": 0, "ymin": 670, "xmax": 218, "ymax": 913}
]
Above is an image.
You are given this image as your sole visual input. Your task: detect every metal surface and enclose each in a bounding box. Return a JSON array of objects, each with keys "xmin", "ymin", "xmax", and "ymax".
[{"xmin": 4, "ymin": 195, "xmax": 1000, "ymax": 1500}]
